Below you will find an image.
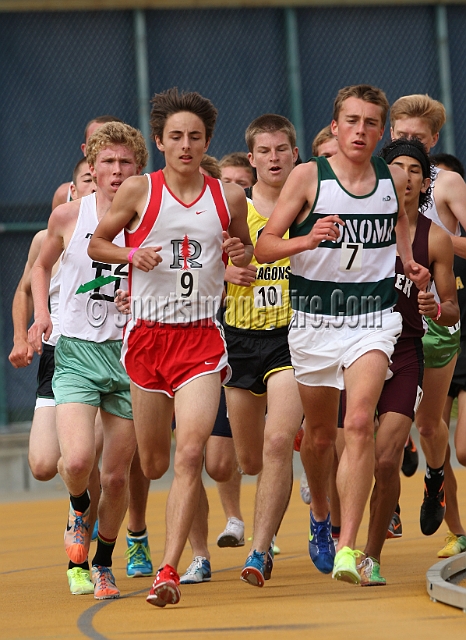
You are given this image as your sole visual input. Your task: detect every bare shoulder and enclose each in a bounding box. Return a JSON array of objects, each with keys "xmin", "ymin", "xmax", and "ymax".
[
  {"xmin": 223, "ymin": 181, "xmax": 246, "ymax": 202},
  {"xmin": 435, "ymin": 167, "xmax": 466, "ymax": 191},
  {"xmin": 222, "ymin": 181, "xmax": 247, "ymax": 213},
  {"xmin": 429, "ymin": 220, "xmax": 453, "ymax": 260},
  {"xmin": 52, "ymin": 181, "xmax": 72, "ymax": 210},
  {"xmin": 119, "ymin": 174, "xmax": 148, "ymax": 198},
  {"xmin": 28, "ymin": 229, "xmax": 48, "ymax": 259},
  {"xmin": 48, "ymin": 199, "xmax": 80, "ymax": 233}
]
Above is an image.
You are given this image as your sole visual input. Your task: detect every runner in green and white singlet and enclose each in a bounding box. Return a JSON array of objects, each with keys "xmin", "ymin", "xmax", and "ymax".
[{"xmin": 256, "ymin": 84, "xmax": 430, "ymax": 586}]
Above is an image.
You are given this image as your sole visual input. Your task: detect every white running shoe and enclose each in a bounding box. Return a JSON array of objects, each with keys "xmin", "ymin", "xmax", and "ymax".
[
  {"xmin": 300, "ymin": 471, "xmax": 311, "ymax": 505},
  {"xmin": 217, "ymin": 517, "xmax": 245, "ymax": 547}
]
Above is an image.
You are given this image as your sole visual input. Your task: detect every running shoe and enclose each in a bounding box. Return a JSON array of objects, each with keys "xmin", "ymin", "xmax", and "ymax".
[
  {"xmin": 91, "ymin": 565, "xmax": 120, "ymax": 600},
  {"xmin": 401, "ymin": 434, "xmax": 419, "ymax": 477},
  {"xmin": 332, "ymin": 546, "xmax": 363, "ymax": 584},
  {"xmin": 67, "ymin": 567, "xmax": 94, "ymax": 595},
  {"xmin": 437, "ymin": 532, "xmax": 466, "ymax": 558},
  {"xmin": 420, "ymin": 483, "xmax": 446, "ymax": 536},
  {"xmin": 300, "ymin": 471, "xmax": 311, "ymax": 505},
  {"xmin": 126, "ymin": 534, "xmax": 153, "ymax": 578},
  {"xmin": 241, "ymin": 550, "xmax": 266, "ymax": 587},
  {"xmin": 293, "ymin": 424, "xmax": 304, "ymax": 451},
  {"xmin": 217, "ymin": 517, "xmax": 245, "ymax": 547},
  {"xmin": 264, "ymin": 543, "xmax": 274, "ymax": 581},
  {"xmin": 91, "ymin": 520, "xmax": 98, "ymax": 542},
  {"xmin": 309, "ymin": 512, "xmax": 335, "ymax": 574},
  {"xmin": 180, "ymin": 556, "xmax": 211, "ymax": 584},
  {"xmin": 386, "ymin": 511, "xmax": 403, "ymax": 539},
  {"xmin": 358, "ymin": 556, "xmax": 386, "ymax": 586},
  {"xmin": 64, "ymin": 504, "xmax": 91, "ymax": 565},
  {"xmin": 146, "ymin": 565, "xmax": 181, "ymax": 607}
]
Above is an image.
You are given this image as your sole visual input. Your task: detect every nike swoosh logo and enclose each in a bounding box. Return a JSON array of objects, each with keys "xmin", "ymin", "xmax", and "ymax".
[
  {"xmin": 392, "ymin": 523, "xmax": 401, "ymax": 531},
  {"xmin": 205, "ymin": 361, "xmax": 214, "ymax": 365},
  {"xmin": 196, "ymin": 210, "xmax": 206, "ymax": 215}
]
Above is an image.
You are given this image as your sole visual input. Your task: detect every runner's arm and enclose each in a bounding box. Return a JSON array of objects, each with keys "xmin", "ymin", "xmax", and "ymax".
[{"xmin": 420, "ymin": 224, "xmax": 459, "ymax": 326}]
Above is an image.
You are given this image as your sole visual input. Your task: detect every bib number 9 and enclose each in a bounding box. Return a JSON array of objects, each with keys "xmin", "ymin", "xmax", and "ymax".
[{"xmin": 176, "ymin": 270, "xmax": 199, "ymax": 299}]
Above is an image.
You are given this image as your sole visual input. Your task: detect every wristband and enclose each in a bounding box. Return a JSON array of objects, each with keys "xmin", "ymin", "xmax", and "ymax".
[
  {"xmin": 435, "ymin": 302, "xmax": 442, "ymax": 321},
  {"xmin": 127, "ymin": 247, "xmax": 139, "ymax": 264}
]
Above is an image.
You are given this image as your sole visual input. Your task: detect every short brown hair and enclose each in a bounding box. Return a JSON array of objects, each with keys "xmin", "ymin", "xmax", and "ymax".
[
  {"xmin": 72, "ymin": 157, "xmax": 90, "ymax": 184},
  {"xmin": 312, "ymin": 125, "xmax": 335, "ymax": 157},
  {"xmin": 83, "ymin": 115, "xmax": 123, "ymax": 141},
  {"xmin": 200, "ymin": 154, "xmax": 221, "ymax": 179},
  {"xmin": 333, "ymin": 84, "xmax": 389, "ymax": 128},
  {"xmin": 390, "ymin": 94, "xmax": 446, "ymax": 135},
  {"xmin": 245, "ymin": 114, "xmax": 297, "ymax": 153},
  {"xmin": 150, "ymin": 87, "xmax": 218, "ymax": 142},
  {"xmin": 219, "ymin": 152, "xmax": 255, "ymax": 182},
  {"xmin": 86, "ymin": 122, "xmax": 148, "ymax": 169}
]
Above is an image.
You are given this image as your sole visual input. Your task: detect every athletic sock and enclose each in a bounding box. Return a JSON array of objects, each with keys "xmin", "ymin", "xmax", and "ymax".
[
  {"xmin": 69, "ymin": 560, "xmax": 89, "ymax": 571},
  {"xmin": 331, "ymin": 525, "xmax": 341, "ymax": 537},
  {"xmin": 128, "ymin": 528, "xmax": 147, "ymax": 538},
  {"xmin": 425, "ymin": 464, "xmax": 445, "ymax": 495},
  {"xmin": 395, "ymin": 502, "xmax": 401, "ymax": 515},
  {"xmin": 70, "ymin": 490, "xmax": 90, "ymax": 514},
  {"xmin": 92, "ymin": 533, "xmax": 117, "ymax": 567}
]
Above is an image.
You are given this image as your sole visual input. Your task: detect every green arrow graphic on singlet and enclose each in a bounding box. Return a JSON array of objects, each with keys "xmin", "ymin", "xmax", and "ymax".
[{"xmin": 75, "ymin": 275, "xmax": 119, "ymax": 294}]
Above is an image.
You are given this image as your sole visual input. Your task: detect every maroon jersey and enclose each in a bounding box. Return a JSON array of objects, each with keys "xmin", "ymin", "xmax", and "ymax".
[{"xmin": 394, "ymin": 214, "xmax": 432, "ymax": 339}]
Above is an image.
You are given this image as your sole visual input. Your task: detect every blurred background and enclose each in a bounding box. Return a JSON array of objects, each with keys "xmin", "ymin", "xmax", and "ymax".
[{"xmin": 1, "ymin": 0, "xmax": 465, "ymax": 429}]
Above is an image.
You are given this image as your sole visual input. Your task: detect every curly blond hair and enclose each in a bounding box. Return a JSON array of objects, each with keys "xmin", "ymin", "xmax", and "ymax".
[{"xmin": 86, "ymin": 122, "xmax": 148, "ymax": 169}]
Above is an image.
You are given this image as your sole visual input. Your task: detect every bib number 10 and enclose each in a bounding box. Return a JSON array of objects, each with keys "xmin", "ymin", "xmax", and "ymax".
[{"xmin": 253, "ymin": 285, "xmax": 282, "ymax": 308}]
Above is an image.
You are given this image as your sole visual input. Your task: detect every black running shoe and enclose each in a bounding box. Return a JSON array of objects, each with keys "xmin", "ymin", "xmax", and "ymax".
[
  {"xmin": 420, "ymin": 483, "xmax": 446, "ymax": 536},
  {"xmin": 401, "ymin": 435, "xmax": 419, "ymax": 477},
  {"xmin": 386, "ymin": 511, "xmax": 403, "ymax": 539},
  {"xmin": 264, "ymin": 543, "xmax": 274, "ymax": 581}
]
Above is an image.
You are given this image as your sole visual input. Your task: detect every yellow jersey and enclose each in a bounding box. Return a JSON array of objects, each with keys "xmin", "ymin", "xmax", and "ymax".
[{"xmin": 224, "ymin": 199, "xmax": 292, "ymax": 330}]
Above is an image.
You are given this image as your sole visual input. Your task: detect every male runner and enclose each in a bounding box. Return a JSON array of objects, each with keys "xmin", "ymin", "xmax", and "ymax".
[
  {"xmin": 222, "ymin": 114, "xmax": 303, "ymax": 588},
  {"xmin": 391, "ymin": 94, "xmax": 466, "ymax": 535},
  {"xmin": 29, "ymin": 122, "xmax": 148, "ymax": 599},
  {"xmin": 256, "ymin": 84, "xmax": 430, "ymax": 584},
  {"xmin": 220, "ymin": 151, "xmax": 256, "ymax": 188},
  {"xmin": 51, "ymin": 115, "xmax": 123, "ymax": 209},
  {"xmin": 358, "ymin": 137, "xmax": 459, "ymax": 585},
  {"xmin": 88, "ymin": 87, "xmax": 253, "ymax": 607}
]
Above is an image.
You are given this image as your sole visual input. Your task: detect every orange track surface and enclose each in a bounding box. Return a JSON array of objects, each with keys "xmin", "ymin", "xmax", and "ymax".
[{"xmin": 2, "ymin": 469, "xmax": 466, "ymax": 639}]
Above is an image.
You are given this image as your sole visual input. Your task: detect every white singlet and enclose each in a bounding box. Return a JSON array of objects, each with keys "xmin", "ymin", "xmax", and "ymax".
[{"xmin": 58, "ymin": 193, "xmax": 128, "ymax": 342}]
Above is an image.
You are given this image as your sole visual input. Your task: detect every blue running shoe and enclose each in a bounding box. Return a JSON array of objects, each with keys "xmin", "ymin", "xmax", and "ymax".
[
  {"xmin": 264, "ymin": 543, "xmax": 274, "ymax": 581},
  {"xmin": 241, "ymin": 550, "xmax": 266, "ymax": 587},
  {"xmin": 180, "ymin": 556, "xmax": 211, "ymax": 584},
  {"xmin": 125, "ymin": 534, "xmax": 153, "ymax": 578},
  {"xmin": 91, "ymin": 520, "xmax": 98, "ymax": 542},
  {"xmin": 309, "ymin": 511, "xmax": 335, "ymax": 574}
]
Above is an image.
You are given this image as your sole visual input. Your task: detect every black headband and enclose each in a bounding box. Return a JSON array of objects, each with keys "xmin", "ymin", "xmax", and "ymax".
[{"xmin": 382, "ymin": 141, "xmax": 430, "ymax": 179}]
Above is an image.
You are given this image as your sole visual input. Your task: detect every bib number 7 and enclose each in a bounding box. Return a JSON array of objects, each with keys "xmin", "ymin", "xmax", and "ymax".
[{"xmin": 339, "ymin": 242, "xmax": 363, "ymax": 272}]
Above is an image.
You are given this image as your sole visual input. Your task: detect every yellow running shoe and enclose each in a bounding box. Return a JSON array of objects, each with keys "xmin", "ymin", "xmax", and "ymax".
[
  {"xmin": 437, "ymin": 532, "xmax": 466, "ymax": 558},
  {"xmin": 67, "ymin": 567, "xmax": 94, "ymax": 595},
  {"xmin": 332, "ymin": 546, "xmax": 364, "ymax": 584}
]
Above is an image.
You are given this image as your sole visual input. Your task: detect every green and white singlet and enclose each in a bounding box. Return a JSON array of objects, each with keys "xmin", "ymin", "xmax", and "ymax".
[{"xmin": 289, "ymin": 156, "xmax": 399, "ymax": 318}]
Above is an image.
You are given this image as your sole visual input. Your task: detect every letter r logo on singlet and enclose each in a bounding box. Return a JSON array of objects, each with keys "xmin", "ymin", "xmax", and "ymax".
[{"xmin": 170, "ymin": 237, "xmax": 202, "ymax": 269}]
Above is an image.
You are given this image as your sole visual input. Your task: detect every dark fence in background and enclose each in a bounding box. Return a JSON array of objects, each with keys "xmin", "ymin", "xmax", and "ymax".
[{"xmin": 1, "ymin": 3, "xmax": 465, "ymax": 425}]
